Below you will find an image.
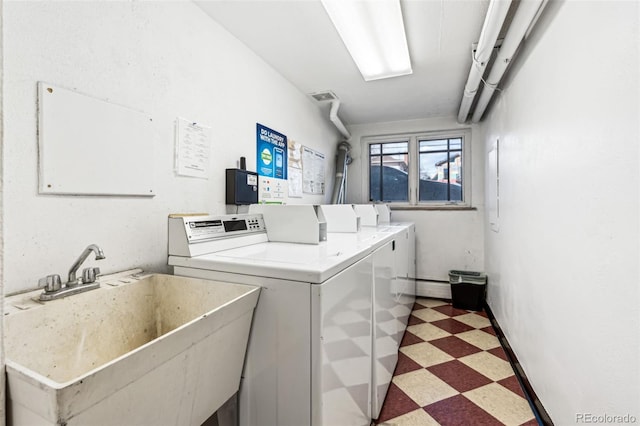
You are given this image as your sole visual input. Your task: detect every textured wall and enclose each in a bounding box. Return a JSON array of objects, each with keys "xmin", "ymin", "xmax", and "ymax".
[
  {"xmin": 2, "ymin": 1, "xmax": 339, "ymax": 295},
  {"xmin": 1, "ymin": 0, "xmax": 5, "ymax": 421},
  {"xmin": 480, "ymin": 1, "xmax": 640, "ymax": 422}
]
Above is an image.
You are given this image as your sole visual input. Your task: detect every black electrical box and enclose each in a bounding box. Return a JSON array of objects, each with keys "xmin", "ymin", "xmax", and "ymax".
[{"xmin": 226, "ymin": 169, "xmax": 258, "ymax": 205}]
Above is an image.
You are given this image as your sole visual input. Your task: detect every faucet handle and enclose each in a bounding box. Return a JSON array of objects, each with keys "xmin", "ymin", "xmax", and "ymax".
[
  {"xmin": 38, "ymin": 274, "xmax": 62, "ymax": 293},
  {"xmin": 82, "ymin": 267, "xmax": 101, "ymax": 284}
]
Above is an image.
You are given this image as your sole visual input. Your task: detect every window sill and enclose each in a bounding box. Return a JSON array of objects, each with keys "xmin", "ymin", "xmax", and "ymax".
[{"xmin": 389, "ymin": 205, "xmax": 477, "ymax": 211}]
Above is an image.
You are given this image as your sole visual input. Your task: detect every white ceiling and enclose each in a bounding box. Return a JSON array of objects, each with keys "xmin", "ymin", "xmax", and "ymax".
[{"xmin": 196, "ymin": 0, "xmax": 491, "ymax": 126}]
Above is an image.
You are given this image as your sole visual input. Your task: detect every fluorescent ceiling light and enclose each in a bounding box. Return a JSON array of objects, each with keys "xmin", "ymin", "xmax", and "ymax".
[{"xmin": 321, "ymin": 0, "xmax": 412, "ymax": 82}]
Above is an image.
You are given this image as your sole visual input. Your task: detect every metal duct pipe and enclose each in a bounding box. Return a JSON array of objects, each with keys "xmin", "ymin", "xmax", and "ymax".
[
  {"xmin": 471, "ymin": 0, "xmax": 547, "ymax": 122},
  {"xmin": 457, "ymin": 0, "xmax": 512, "ymax": 123},
  {"xmin": 330, "ymin": 141, "xmax": 352, "ymax": 204},
  {"xmin": 309, "ymin": 91, "xmax": 351, "ymax": 140},
  {"xmin": 329, "ymin": 100, "xmax": 352, "ymax": 140}
]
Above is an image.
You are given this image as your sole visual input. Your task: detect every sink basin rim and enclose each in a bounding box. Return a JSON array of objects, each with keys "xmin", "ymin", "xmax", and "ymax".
[
  {"xmin": 5, "ymin": 282, "xmax": 259, "ymax": 389},
  {"xmin": 4, "ymin": 271, "xmax": 261, "ymax": 424}
]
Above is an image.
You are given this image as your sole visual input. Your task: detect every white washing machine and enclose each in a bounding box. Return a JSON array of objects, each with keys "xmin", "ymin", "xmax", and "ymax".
[
  {"xmin": 324, "ymin": 218, "xmax": 416, "ymax": 419},
  {"xmin": 168, "ymin": 213, "xmax": 413, "ymax": 426}
]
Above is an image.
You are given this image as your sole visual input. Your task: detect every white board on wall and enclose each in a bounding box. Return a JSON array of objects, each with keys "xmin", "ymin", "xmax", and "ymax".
[
  {"xmin": 488, "ymin": 139, "xmax": 499, "ymax": 232},
  {"xmin": 38, "ymin": 82, "xmax": 155, "ymax": 196}
]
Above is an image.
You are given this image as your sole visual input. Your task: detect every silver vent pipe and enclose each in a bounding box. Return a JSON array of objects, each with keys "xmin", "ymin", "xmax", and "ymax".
[
  {"xmin": 309, "ymin": 91, "xmax": 352, "ymax": 204},
  {"xmin": 330, "ymin": 141, "xmax": 352, "ymax": 204}
]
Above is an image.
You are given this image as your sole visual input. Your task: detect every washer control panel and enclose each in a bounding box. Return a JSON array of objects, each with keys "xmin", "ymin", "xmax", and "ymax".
[
  {"xmin": 182, "ymin": 214, "xmax": 265, "ymax": 242},
  {"xmin": 169, "ymin": 213, "xmax": 268, "ymax": 257}
]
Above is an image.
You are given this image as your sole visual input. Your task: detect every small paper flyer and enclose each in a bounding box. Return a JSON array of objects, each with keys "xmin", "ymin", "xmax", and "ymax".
[{"xmin": 176, "ymin": 117, "xmax": 212, "ymax": 179}]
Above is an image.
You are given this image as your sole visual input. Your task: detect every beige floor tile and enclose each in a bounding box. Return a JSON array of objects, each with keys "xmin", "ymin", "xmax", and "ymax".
[
  {"xmin": 464, "ymin": 382, "xmax": 535, "ymax": 425},
  {"xmin": 406, "ymin": 322, "xmax": 450, "ymax": 342},
  {"xmin": 400, "ymin": 341, "xmax": 454, "ymax": 367},
  {"xmin": 411, "ymin": 308, "xmax": 449, "ymax": 323},
  {"xmin": 458, "ymin": 351, "xmax": 514, "ymax": 381},
  {"xmin": 456, "ymin": 329, "xmax": 501, "ymax": 350},
  {"xmin": 453, "ymin": 312, "xmax": 492, "ymax": 329},
  {"xmin": 415, "ymin": 298, "xmax": 449, "ymax": 308},
  {"xmin": 379, "ymin": 408, "xmax": 440, "ymax": 426},
  {"xmin": 393, "ymin": 368, "xmax": 458, "ymax": 407}
]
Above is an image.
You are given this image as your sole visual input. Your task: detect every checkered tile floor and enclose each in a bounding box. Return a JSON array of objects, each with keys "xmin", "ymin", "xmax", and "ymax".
[{"xmin": 375, "ymin": 298, "xmax": 537, "ymax": 426}]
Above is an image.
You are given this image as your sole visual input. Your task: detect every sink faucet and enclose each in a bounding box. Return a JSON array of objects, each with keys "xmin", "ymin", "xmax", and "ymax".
[
  {"xmin": 38, "ymin": 243, "xmax": 106, "ymax": 301},
  {"xmin": 67, "ymin": 244, "xmax": 106, "ymax": 285}
]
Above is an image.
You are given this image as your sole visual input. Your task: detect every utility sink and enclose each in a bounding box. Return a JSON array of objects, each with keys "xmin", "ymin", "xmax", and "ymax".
[{"xmin": 4, "ymin": 270, "xmax": 260, "ymax": 426}]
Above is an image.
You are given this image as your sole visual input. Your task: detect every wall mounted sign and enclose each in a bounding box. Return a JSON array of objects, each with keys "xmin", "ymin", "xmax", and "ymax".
[
  {"xmin": 175, "ymin": 118, "xmax": 212, "ymax": 179},
  {"xmin": 288, "ymin": 139, "xmax": 303, "ymax": 198},
  {"xmin": 302, "ymin": 146, "xmax": 325, "ymax": 195},
  {"xmin": 256, "ymin": 123, "xmax": 288, "ymax": 202}
]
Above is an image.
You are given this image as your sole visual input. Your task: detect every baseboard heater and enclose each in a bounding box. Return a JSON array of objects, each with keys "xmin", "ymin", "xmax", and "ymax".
[{"xmin": 416, "ymin": 279, "xmax": 451, "ymax": 299}]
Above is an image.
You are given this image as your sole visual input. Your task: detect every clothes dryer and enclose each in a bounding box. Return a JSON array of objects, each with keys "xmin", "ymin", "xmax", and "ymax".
[{"xmin": 169, "ymin": 214, "xmax": 399, "ymax": 426}]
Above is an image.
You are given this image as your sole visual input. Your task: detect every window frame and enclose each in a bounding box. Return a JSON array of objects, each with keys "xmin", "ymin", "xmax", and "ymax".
[
  {"xmin": 363, "ymin": 129, "xmax": 472, "ymax": 208},
  {"xmin": 368, "ymin": 138, "xmax": 411, "ymax": 203}
]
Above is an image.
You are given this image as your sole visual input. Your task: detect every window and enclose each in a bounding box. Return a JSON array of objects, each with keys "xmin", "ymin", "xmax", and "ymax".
[
  {"xmin": 369, "ymin": 141, "xmax": 409, "ymax": 202},
  {"xmin": 366, "ymin": 130, "xmax": 470, "ymax": 206},
  {"xmin": 419, "ymin": 137, "xmax": 463, "ymax": 202}
]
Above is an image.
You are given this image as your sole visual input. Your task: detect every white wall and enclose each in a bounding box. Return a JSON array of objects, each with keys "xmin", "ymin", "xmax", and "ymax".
[
  {"xmin": 2, "ymin": 1, "xmax": 339, "ymax": 295},
  {"xmin": 0, "ymin": 0, "xmax": 5, "ymax": 421},
  {"xmin": 346, "ymin": 117, "xmax": 485, "ymax": 290},
  {"xmin": 480, "ymin": 1, "xmax": 639, "ymax": 423}
]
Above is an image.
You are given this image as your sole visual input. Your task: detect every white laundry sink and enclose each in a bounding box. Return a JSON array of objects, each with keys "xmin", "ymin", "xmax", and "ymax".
[{"xmin": 4, "ymin": 270, "xmax": 260, "ymax": 426}]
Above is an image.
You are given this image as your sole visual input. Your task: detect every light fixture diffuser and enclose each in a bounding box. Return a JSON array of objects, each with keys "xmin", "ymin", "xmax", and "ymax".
[{"xmin": 321, "ymin": 0, "xmax": 412, "ymax": 82}]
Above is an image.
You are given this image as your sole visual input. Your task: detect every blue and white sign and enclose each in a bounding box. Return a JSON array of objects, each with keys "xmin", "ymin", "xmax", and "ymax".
[
  {"xmin": 257, "ymin": 123, "xmax": 287, "ymax": 179},
  {"xmin": 257, "ymin": 123, "xmax": 288, "ymax": 203}
]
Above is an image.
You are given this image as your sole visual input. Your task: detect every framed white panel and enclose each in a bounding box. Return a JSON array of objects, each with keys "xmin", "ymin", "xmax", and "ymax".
[
  {"xmin": 488, "ymin": 139, "xmax": 499, "ymax": 232},
  {"xmin": 38, "ymin": 82, "xmax": 155, "ymax": 196}
]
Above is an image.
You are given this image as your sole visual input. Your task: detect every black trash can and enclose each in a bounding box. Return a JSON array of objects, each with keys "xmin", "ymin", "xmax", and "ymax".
[{"xmin": 449, "ymin": 270, "xmax": 487, "ymax": 311}]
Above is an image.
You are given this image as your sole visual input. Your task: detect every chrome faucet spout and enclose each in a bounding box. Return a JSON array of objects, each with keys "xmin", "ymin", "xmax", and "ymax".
[{"xmin": 68, "ymin": 244, "xmax": 106, "ymax": 284}]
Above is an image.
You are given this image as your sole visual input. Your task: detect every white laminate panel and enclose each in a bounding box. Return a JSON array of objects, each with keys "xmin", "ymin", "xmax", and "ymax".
[{"xmin": 312, "ymin": 255, "xmax": 373, "ymax": 426}]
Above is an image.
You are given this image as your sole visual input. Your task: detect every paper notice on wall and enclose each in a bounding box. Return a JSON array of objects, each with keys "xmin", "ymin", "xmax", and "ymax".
[
  {"xmin": 288, "ymin": 140, "xmax": 303, "ymax": 170},
  {"xmin": 288, "ymin": 167, "xmax": 303, "ymax": 198},
  {"xmin": 175, "ymin": 117, "xmax": 211, "ymax": 179},
  {"xmin": 302, "ymin": 146, "xmax": 325, "ymax": 194},
  {"xmin": 288, "ymin": 140, "xmax": 303, "ymax": 198}
]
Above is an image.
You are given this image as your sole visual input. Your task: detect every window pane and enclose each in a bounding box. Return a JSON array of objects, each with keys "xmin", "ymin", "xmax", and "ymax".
[
  {"xmin": 369, "ymin": 154, "xmax": 381, "ymax": 201},
  {"xmin": 419, "ymin": 151, "xmax": 463, "ymax": 202},
  {"xmin": 382, "ymin": 154, "xmax": 408, "ymax": 172},
  {"xmin": 382, "ymin": 142, "xmax": 408, "ymax": 155},
  {"xmin": 369, "ymin": 142, "xmax": 408, "ymax": 202},
  {"xmin": 419, "ymin": 139, "xmax": 447, "ymax": 152},
  {"xmin": 370, "ymin": 144, "xmax": 381, "ymax": 155},
  {"xmin": 449, "ymin": 138, "xmax": 462, "ymax": 150},
  {"xmin": 449, "ymin": 150, "xmax": 463, "ymax": 201},
  {"xmin": 450, "ymin": 152, "xmax": 463, "ymax": 186}
]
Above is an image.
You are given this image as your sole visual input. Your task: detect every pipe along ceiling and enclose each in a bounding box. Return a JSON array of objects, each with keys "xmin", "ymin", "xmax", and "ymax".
[{"xmin": 458, "ymin": 0, "xmax": 548, "ymax": 123}]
